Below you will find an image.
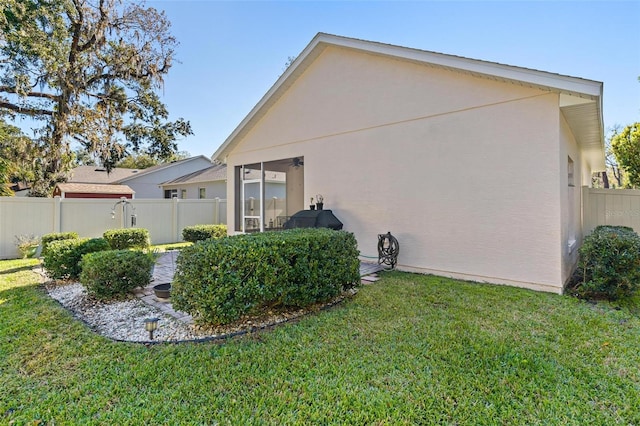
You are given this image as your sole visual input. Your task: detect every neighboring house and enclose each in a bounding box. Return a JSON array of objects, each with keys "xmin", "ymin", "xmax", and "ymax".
[
  {"xmin": 160, "ymin": 163, "xmax": 287, "ymax": 229},
  {"xmin": 53, "ymin": 183, "xmax": 135, "ymax": 199},
  {"xmin": 160, "ymin": 163, "xmax": 286, "ymax": 200},
  {"xmin": 69, "ymin": 156, "xmax": 213, "ymax": 198},
  {"xmin": 160, "ymin": 163, "xmax": 227, "ymax": 199},
  {"xmin": 213, "ymin": 33, "xmax": 605, "ymax": 294}
]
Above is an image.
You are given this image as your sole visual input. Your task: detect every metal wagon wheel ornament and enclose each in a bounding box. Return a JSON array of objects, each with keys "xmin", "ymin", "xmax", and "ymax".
[{"xmin": 378, "ymin": 232, "xmax": 399, "ymax": 269}]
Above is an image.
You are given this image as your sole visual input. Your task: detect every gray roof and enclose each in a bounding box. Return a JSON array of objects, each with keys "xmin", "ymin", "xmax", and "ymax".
[
  {"xmin": 68, "ymin": 156, "xmax": 214, "ymax": 184},
  {"xmin": 160, "ymin": 163, "xmax": 286, "ymax": 186},
  {"xmin": 118, "ymin": 155, "xmax": 213, "ymax": 183},
  {"xmin": 56, "ymin": 183, "xmax": 135, "ymax": 194},
  {"xmin": 161, "ymin": 164, "xmax": 227, "ymax": 185},
  {"xmin": 69, "ymin": 166, "xmax": 142, "ymax": 184}
]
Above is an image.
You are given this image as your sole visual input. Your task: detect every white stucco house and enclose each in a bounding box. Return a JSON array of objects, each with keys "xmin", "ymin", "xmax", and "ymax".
[
  {"xmin": 69, "ymin": 156, "xmax": 213, "ymax": 198},
  {"xmin": 213, "ymin": 33, "xmax": 605, "ymax": 294}
]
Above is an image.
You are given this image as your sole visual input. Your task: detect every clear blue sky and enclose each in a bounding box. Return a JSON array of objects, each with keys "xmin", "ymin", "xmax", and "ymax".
[{"xmin": 149, "ymin": 1, "xmax": 639, "ymax": 158}]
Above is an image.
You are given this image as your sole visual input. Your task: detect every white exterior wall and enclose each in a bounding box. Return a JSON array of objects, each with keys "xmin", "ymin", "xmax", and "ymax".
[
  {"xmin": 559, "ymin": 113, "xmax": 586, "ymax": 285},
  {"xmin": 225, "ymin": 46, "xmax": 567, "ymax": 293},
  {"xmin": 123, "ymin": 157, "xmax": 213, "ymax": 198}
]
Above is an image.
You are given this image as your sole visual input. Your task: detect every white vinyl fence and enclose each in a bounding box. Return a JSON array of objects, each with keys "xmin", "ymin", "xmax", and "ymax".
[
  {"xmin": 0, "ymin": 197, "xmax": 226, "ymax": 259},
  {"xmin": 583, "ymin": 187, "xmax": 640, "ymax": 234}
]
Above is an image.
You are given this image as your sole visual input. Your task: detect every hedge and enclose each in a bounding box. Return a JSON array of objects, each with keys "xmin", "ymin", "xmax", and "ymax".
[
  {"xmin": 41, "ymin": 232, "xmax": 79, "ymax": 257},
  {"xmin": 172, "ymin": 228, "xmax": 360, "ymax": 325},
  {"xmin": 575, "ymin": 225, "xmax": 640, "ymax": 300},
  {"xmin": 80, "ymin": 250, "xmax": 154, "ymax": 300},
  {"xmin": 182, "ymin": 224, "xmax": 227, "ymax": 243},
  {"xmin": 43, "ymin": 237, "xmax": 110, "ymax": 280},
  {"xmin": 103, "ymin": 228, "xmax": 150, "ymax": 250}
]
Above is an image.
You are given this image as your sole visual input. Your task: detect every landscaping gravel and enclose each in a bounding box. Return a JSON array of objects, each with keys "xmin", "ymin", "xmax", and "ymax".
[
  {"xmin": 46, "ymin": 282, "xmax": 203, "ymax": 343},
  {"xmin": 45, "ymin": 281, "xmax": 358, "ymax": 344}
]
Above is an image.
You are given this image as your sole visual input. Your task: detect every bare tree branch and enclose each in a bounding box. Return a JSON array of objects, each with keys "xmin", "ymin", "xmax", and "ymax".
[
  {"xmin": 0, "ymin": 101, "xmax": 53, "ymax": 116},
  {"xmin": 0, "ymin": 86, "xmax": 58, "ymax": 101}
]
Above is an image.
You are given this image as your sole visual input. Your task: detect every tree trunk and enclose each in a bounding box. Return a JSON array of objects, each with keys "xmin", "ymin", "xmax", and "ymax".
[{"xmin": 601, "ymin": 171, "xmax": 610, "ymax": 189}]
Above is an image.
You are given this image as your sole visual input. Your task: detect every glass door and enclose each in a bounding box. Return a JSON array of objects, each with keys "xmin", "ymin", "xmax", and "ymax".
[{"xmin": 241, "ymin": 163, "xmax": 263, "ymax": 232}]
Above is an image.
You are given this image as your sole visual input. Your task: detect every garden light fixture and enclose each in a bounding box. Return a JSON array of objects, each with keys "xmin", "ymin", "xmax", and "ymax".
[{"xmin": 144, "ymin": 317, "xmax": 159, "ymax": 340}]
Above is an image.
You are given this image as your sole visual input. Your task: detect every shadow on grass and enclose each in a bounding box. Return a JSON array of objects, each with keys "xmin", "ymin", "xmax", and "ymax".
[{"xmin": 0, "ymin": 264, "xmax": 38, "ymax": 275}]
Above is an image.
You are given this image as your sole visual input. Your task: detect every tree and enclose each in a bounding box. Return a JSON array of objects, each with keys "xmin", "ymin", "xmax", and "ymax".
[
  {"xmin": 0, "ymin": 118, "xmax": 41, "ymax": 195},
  {"xmin": 595, "ymin": 125, "xmax": 625, "ymax": 188},
  {"xmin": 611, "ymin": 123, "xmax": 640, "ymax": 187},
  {"xmin": 116, "ymin": 150, "xmax": 190, "ymax": 169},
  {"xmin": 116, "ymin": 153, "xmax": 159, "ymax": 169},
  {"xmin": 72, "ymin": 147, "xmax": 98, "ymax": 167},
  {"xmin": 0, "ymin": 0, "xmax": 192, "ymax": 196},
  {"xmin": 0, "ymin": 158, "xmax": 11, "ymax": 196}
]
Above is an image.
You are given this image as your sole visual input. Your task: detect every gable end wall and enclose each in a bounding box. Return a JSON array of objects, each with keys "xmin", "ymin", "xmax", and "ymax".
[{"xmin": 226, "ymin": 46, "xmax": 565, "ymax": 292}]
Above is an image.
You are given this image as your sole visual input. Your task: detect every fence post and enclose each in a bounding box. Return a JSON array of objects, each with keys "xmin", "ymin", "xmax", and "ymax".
[
  {"xmin": 172, "ymin": 197, "xmax": 179, "ymax": 242},
  {"xmin": 214, "ymin": 197, "xmax": 220, "ymax": 224},
  {"xmin": 53, "ymin": 196, "xmax": 62, "ymax": 233}
]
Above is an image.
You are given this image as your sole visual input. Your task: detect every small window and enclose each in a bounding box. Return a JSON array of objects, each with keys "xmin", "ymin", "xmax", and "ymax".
[
  {"xmin": 199, "ymin": 187, "xmax": 206, "ymax": 199},
  {"xmin": 180, "ymin": 189, "xmax": 187, "ymax": 199},
  {"xmin": 568, "ymin": 157, "xmax": 575, "ymax": 187},
  {"xmin": 164, "ymin": 189, "xmax": 177, "ymax": 199}
]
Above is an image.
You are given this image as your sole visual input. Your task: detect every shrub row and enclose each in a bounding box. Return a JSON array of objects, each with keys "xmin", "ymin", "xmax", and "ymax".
[
  {"xmin": 43, "ymin": 237, "xmax": 111, "ymax": 280},
  {"xmin": 103, "ymin": 228, "xmax": 150, "ymax": 250},
  {"xmin": 575, "ymin": 225, "xmax": 640, "ymax": 300},
  {"xmin": 42, "ymin": 228, "xmax": 154, "ymax": 299},
  {"xmin": 172, "ymin": 228, "xmax": 360, "ymax": 325},
  {"xmin": 80, "ymin": 250, "xmax": 154, "ymax": 300},
  {"xmin": 182, "ymin": 224, "xmax": 227, "ymax": 243}
]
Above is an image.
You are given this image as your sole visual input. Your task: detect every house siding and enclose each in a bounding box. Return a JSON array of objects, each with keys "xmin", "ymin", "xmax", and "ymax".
[
  {"xmin": 162, "ymin": 181, "xmax": 227, "ymax": 199},
  {"xmin": 559, "ymin": 112, "xmax": 585, "ymax": 286}
]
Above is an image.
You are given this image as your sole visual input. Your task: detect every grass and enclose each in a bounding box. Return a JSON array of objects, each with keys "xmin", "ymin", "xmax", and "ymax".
[
  {"xmin": 149, "ymin": 241, "xmax": 192, "ymax": 252},
  {"xmin": 1, "ymin": 259, "xmax": 640, "ymax": 424}
]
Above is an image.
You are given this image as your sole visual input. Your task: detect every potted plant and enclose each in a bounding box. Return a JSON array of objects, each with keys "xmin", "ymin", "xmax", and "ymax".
[
  {"xmin": 309, "ymin": 197, "xmax": 315, "ymax": 210},
  {"xmin": 316, "ymin": 194, "xmax": 324, "ymax": 210},
  {"xmin": 14, "ymin": 234, "xmax": 41, "ymax": 259}
]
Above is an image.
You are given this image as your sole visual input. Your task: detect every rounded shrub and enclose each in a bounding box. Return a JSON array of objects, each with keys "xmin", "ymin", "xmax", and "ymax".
[
  {"xmin": 182, "ymin": 224, "xmax": 227, "ymax": 243},
  {"xmin": 43, "ymin": 237, "xmax": 110, "ymax": 280},
  {"xmin": 575, "ymin": 225, "xmax": 640, "ymax": 300},
  {"xmin": 172, "ymin": 228, "xmax": 360, "ymax": 326},
  {"xmin": 41, "ymin": 232, "xmax": 79, "ymax": 257},
  {"xmin": 103, "ymin": 228, "xmax": 150, "ymax": 250},
  {"xmin": 80, "ymin": 250, "xmax": 154, "ymax": 300}
]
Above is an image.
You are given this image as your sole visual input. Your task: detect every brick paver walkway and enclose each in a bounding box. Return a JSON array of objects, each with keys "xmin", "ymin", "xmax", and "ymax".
[{"xmin": 132, "ymin": 251, "xmax": 192, "ymax": 324}]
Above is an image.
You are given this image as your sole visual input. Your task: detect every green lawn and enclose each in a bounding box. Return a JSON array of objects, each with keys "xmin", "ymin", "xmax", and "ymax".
[{"xmin": 1, "ymin": 258, "xmax": 639, "ymax": 424}]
